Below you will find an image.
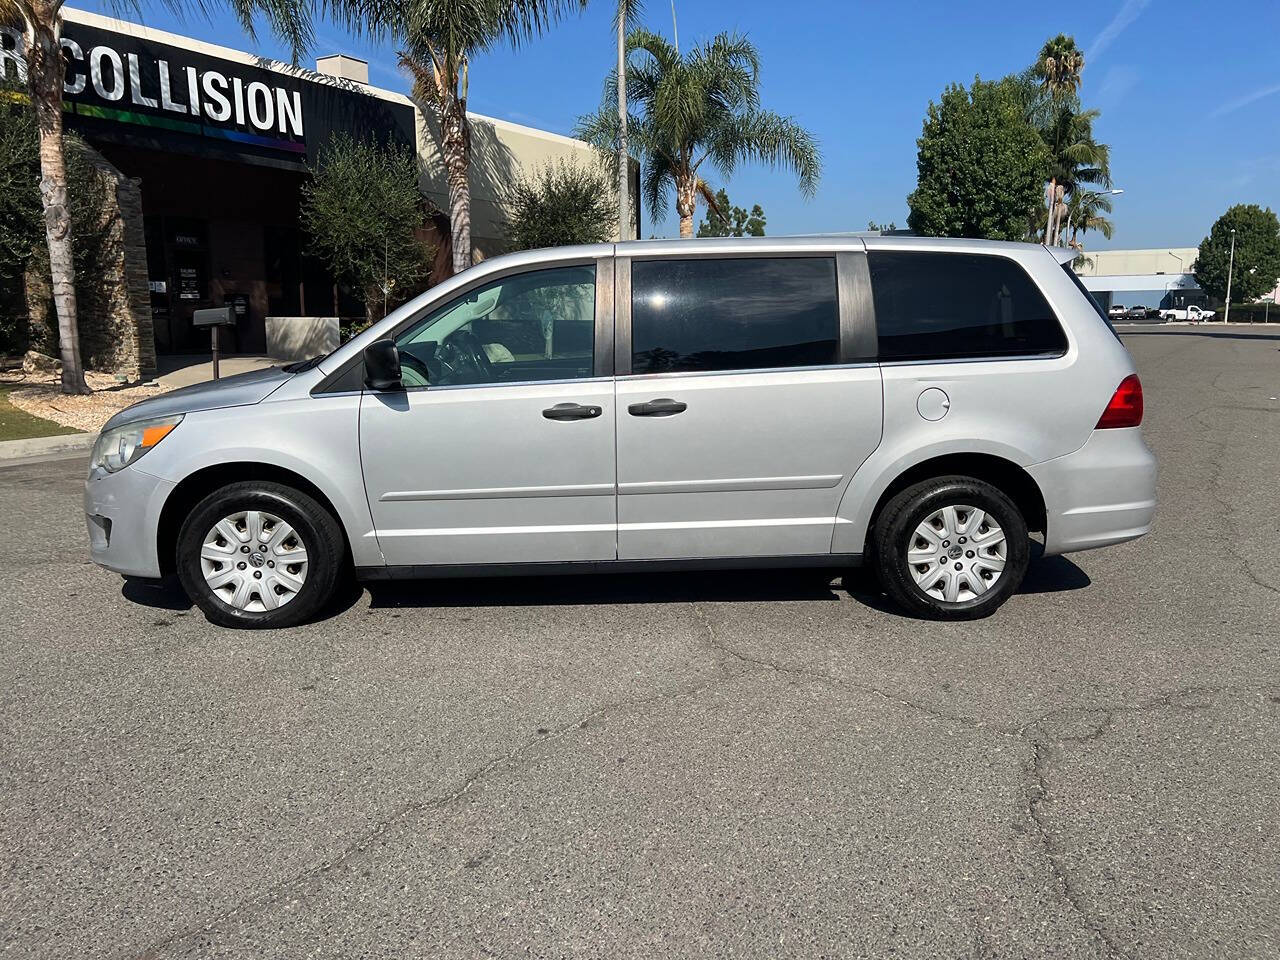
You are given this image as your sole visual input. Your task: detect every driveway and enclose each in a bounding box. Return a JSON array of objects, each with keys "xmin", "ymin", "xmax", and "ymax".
[{"xmin": 1, "ymin": 326, "xmax": 1277, "ymax": 958}]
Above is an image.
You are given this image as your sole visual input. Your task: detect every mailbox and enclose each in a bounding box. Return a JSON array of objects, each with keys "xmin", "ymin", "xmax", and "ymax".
[
  {"xmin": 192, "ymin": 305, "xmax": 237, "ymax": 380},
  {"xmin": 192, "ymin": 306, "xmax": 236, "ymax": 327}
]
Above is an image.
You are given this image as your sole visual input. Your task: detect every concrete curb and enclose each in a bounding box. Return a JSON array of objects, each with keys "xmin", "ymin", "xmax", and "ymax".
[{"xmin": 0, "ymin": 432, "xmax": 93, "ymax": 463}]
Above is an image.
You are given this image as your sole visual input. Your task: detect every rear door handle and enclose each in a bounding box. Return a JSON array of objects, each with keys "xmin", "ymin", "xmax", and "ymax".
[
  {"xmin": 542, "ymin": 402, "xmax": 602, "ymax": 421},
  {"xmin": 628, "ymin": 398, "xmax": 688, "ymax": 417}
]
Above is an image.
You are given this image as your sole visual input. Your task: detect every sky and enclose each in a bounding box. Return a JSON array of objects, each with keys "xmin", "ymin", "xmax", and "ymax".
[{"xmin": 73, "ymin": 0, "xmax": 1280, "ymax": 248}]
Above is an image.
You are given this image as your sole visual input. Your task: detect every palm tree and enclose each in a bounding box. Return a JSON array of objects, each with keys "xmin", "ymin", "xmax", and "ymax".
[
  {"xmin": 1, "ymin": 0, "xmax": 312, "ymax": 394},
  {"xmin": 1063, "ymin": 190, "xmax": 1114, "ymax": 250},
  {"xmin": 1035, "ymin": 33, "xmax": 1084, "ymax": 97},
  {"xmin": 1041, "ymin": 105, "xmax": 1110, "ymax": 247},
  {"xmin": 577, "ymin": 30, "xmax": 819, "ymax": 238},
  {"xmin": 1034, "ymin": 34, "xmax": 1085, "ymax": 244},
  {"xmin": 388, "ymin": 1, "xmax": 587, "ymax": 277}
]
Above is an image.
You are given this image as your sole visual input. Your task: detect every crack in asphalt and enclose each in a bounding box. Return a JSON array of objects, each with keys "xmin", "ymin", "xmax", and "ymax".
[
  {"xmin": 690, "ymin": 602, "xmax": 997, "ymax": 734},
  {"xmin": 1191, "ymin": 405, "xmax": 1280, "ymax": 599},
  {"xmin": 1024, "ymin": 738, "xmax": 1130, "ymax": 960},
  {"xmin": 691, "ymin": 603, "xmax": 1262, "ymax": 959},
  {"xmin": 134, "ymin": 649, "xmax": 748, "ymax": 959}
]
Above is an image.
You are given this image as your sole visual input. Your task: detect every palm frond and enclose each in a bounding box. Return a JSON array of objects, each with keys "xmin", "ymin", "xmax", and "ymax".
[{"xmin": 613, "ymin": 0, "xmax": 643, "ymax": 32}]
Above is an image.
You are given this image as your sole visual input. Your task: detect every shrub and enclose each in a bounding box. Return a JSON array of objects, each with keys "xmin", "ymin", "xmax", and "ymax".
[{"xmin": 506, "ymin": 159, "xmax": 615, "ymax": 251}]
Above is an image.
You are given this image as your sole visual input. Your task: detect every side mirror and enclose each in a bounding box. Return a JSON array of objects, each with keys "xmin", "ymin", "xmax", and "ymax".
[{"xmin": 363, "ymin": 338, "xmax": 403, "ymax": 391}]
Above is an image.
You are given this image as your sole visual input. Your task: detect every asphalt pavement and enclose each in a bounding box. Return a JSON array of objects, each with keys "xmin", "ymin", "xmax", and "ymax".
[{"xmin": 2, "ymin": 325, "xmax": 1278, "ymax": 959}]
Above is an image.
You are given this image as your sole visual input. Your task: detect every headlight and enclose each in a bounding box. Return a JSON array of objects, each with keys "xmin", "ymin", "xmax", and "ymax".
[{"xmin": 89, "ymin": 415, "xmax": 183, "ymax": 479}]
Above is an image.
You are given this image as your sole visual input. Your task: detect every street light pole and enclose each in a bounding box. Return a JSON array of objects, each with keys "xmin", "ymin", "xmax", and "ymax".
[
  {"xmin": 616, "ymin": 2, "xmax": 629, "ymax": 242},
  {"xmin": 1224, "ymin": 228, "xmax": 1236, "ymax": 324}
]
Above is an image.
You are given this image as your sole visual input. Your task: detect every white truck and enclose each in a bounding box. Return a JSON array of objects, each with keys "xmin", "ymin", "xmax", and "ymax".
[{"xmin": 1160, "ymin": 305, "xmax": 1215, "ymax": 322}]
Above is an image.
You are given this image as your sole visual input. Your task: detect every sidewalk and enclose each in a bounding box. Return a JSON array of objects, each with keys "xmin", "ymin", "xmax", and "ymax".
[{"xmin": 156, "ymin": 354, "xmax": 276, "ymax": 388}]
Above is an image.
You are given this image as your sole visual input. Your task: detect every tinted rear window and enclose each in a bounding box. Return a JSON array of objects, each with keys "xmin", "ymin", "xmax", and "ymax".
[
  {"xmin": 630, "ymin": 257, "xmax": 839, "ymax": 374},
  {"xmin": 1061, "ymin": 261, "xmax": 1121, "ymax": 340},
  {"xmin": 869, "ymin": 251, "xmax": 1067, "ymax": 361}
]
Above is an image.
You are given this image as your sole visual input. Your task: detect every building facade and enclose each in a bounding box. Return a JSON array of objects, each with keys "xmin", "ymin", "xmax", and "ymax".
[
  {"xmin": 1073, "ymin": 247, "xmax": 1206, "ymax": 312},
  {"xmin": 1, "ymin": 8, "xmax": 619, "ymax": 374}
]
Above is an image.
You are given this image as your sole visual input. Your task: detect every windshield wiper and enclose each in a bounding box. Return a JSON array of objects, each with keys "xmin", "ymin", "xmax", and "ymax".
[{"xmin": 281, "ymin": 355, "xmax": 325, "ymax": 373}]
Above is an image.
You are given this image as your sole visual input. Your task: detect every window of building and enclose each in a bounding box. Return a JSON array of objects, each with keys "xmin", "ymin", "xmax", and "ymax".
[
  {"xmin": 868, "ymin": 252, "xmax": 1067, "ymax": 361},
  {"xmin": 630, "ymin": 257, "xmax": 839, "ymax": 375},
  {"xmin": 395, "ymin": 265, "xmax": 595, "ymax": 387}
]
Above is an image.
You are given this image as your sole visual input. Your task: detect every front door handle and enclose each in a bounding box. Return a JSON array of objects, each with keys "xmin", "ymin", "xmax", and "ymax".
[
  {"xmin": 543, "ymin": 402, "xmax": 602, "ymax": 421},
  {"xmin": 628, "ymin": 398, "xmax": 688, "ymax": 417}
]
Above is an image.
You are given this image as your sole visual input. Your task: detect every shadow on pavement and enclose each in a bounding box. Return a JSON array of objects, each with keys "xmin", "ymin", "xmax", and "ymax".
[
  {"xmin": 1019, "ymin": 554, "xmax": 1092, "ymax": 594},
  {"xmin": 366, "ymin": 568, "xmax": 845, "ymax": 609},
  {"xmin": 118, "ymin": 556, "xmax": 1091, "ymax": 620},
  {"xmin": 121, "ymin": 576, "xmax": 193, "ymax": 611},
  {"xmin": 1121, "ymin": 329, "xmax": 1280, "ymax": 342},
  {"xmin": 364, "ymin": 554, "xmax": 1091, "ymax": 613}
]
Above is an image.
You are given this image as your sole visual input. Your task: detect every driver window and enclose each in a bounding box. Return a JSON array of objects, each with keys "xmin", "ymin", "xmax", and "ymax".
[{"xmin": 395, "ymin": 265, "xmax": 596, "ymax": 388}]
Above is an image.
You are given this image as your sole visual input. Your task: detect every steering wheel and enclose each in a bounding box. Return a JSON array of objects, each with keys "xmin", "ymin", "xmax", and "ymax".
[{"xmin": 437, "ymin": 328, "xmax": 495, "ymax": 384}]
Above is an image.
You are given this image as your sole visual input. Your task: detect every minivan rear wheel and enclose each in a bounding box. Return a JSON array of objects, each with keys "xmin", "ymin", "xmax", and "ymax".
[
  {"xmin": 871, "ymin": 476, "xmax": 1029, "ymax": 620},
  {"xmin": 176, "ymin": 481, "xmax": 346, "ymax": 629}
]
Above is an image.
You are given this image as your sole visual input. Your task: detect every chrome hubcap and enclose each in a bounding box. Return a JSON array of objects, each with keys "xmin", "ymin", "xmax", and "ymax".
[
  {"xmin": 907, "ymin": 504, "xmax": 1007, "ymax": 603},
  {"xmin": 199, "ymin": 510, "xmax": 308, "ymax": 612}
]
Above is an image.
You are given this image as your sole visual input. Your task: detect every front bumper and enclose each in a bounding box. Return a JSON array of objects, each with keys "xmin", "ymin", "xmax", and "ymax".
[
  {"xmin": 1027, "ymin": 427, "xmax": 1157, "ymax": 556},
  {"xmin": 84, "ymin": 466, "xmax": 175, "ymax": 578}
]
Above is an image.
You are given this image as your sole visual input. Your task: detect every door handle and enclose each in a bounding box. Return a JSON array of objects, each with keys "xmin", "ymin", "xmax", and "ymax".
[
  {"xmin": 542, "ymin": 402, "xmax": 602, "ymax": 421},
  {"xmin": 628, "ymin": 398, "xmax": 688, "ymax": 417}
]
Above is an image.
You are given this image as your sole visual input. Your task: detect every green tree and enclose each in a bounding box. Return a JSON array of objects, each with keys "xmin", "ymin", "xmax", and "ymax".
[
  {"xmin": 577, "ymin": 30, "xmax": 819, "ymax": 238},
  {"xmin": 906, "ymin": 77, "xmax": 1048, "ymax": 241},
  {"xmin": 0, "ymin": 82, "xmax": 43, "ymax": 350},
  {"xmin": 301, "ymin": 134, "xmax": 433, "ymax": 325},
  {"xmin": 0, "ymin": 0, "xmax": 314, "ymax": 393},
  {"xmin": 371, "ymin": 1, "xmax": 588, "ymax": 277},
  {"xmin": 1194, "ymin": 205, "xmax": 1280, "ymax": 304},
  {"xmin": 507, "ymin": 159, "xmax": 616, "ymax": 249},
  {"xmin": 696, "ymin": 188, "xmax": 766, "ymax": 237},
  {"xmin": 1, "ymin": 83, "xmax": 115, "ymax": 357},
  {"xmin": 866, "ymin": 220, "xmax": 897, "ymax": 232}
]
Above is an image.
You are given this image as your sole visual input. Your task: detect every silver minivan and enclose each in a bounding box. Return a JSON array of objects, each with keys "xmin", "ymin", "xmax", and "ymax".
[{"xmin": 85, "ymin": 236, "xmax": 1156, "ymax": 627}]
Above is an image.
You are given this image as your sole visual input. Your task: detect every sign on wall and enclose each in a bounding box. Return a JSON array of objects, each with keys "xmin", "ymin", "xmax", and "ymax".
[{"xmin": 0, "ymin": 21, "xmax": 414, "ymax": 170}]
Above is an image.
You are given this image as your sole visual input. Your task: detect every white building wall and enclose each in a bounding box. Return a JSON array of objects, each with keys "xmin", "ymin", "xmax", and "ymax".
[{"xmin": 1073, "ymin": 248, "xmax": 1199, "ymax": 277}]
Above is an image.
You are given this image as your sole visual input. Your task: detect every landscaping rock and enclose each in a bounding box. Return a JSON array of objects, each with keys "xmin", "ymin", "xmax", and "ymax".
[{"xmin": 22, "ymin": 351, "xmax": 62, "ymax": 377}]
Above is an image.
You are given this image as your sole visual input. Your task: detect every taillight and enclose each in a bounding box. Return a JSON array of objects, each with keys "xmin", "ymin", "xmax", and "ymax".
[{"xmin": 1096, "ymin": 374, "xmax": 1143, "ymax": 429}]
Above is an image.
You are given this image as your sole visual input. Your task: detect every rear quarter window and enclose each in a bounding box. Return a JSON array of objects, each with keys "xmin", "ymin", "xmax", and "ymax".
[
  {"xmin": 1061, "ymin": 261, "xmax": 1122, "ymax": 341},
  {"xmin": 868, "ymin": 251, "xmax": 1068, "ymax": 361}
]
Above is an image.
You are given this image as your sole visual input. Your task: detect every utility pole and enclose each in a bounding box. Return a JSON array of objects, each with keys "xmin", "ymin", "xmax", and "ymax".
[
  {"xmin": 617, "ymin": 5, "xmax": 629, "ymax": 242},
  {"xmin": 1224, "ymin": 228, "xmax": 1236, "ymax": 325},
  {"xmin": 670, "ymin": 0, "xmax": 679, "ymax": 52}
]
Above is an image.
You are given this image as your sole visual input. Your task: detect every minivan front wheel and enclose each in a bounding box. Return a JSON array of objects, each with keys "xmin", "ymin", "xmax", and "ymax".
[
  {"xmin": 872, "ymin": 476, "xmax": 1029, "ymax": 620},
  {"xmin": 176, "ymin": 481, "xmax": 346, "ymax": 629}
]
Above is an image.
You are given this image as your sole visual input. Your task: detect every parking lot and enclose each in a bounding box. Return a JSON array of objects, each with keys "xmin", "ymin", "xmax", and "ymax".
[{"xmin": 2, "ymin": 326, "xmax": 1278, "ymax": 958}]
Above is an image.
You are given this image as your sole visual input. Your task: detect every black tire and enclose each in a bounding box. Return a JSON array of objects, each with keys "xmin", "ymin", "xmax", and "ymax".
[
  {"xmin": 871, "ymin": 475, "xmax": 1029, "ymax": 621},
  {"xmin": 176, "ymin": 481, "xmax": 347, "ymax": 629}
]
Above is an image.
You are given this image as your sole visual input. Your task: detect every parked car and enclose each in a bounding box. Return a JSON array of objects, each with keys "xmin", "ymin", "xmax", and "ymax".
[
  {"xmin": 85, "ymin": 237, "xmax": 1157, "ymax": 626},
  {"xmin": 1161, "ymin": 305, "xmax": 1215, "ymax": 322},
  {"xmin": 1122, "ymin": 306, "xmax": 1151, "ymax": 321},
  {"xmin": 1108, "ymin": 304, "xmax": 1126, "ymax": 317}
]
